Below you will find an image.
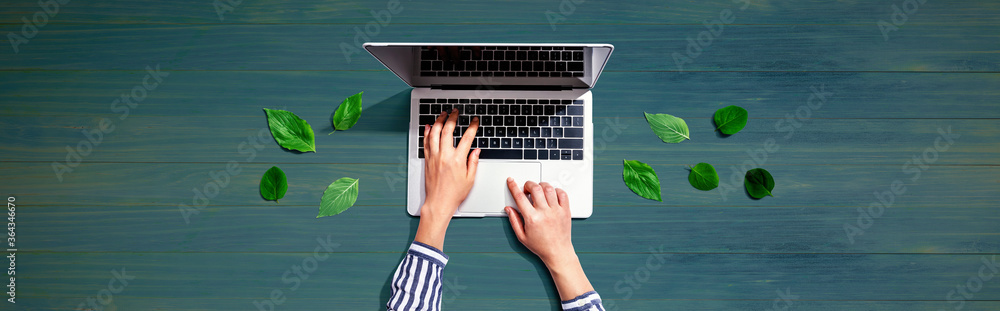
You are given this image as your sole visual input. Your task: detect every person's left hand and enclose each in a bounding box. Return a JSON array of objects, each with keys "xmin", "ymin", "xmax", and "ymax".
[{"xmin": 421, "ymin": 108, "xmax": 480, "ymax": 219}]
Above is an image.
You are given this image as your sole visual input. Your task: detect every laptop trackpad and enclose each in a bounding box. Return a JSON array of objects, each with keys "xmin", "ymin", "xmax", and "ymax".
[{"xmin": 457, "ymin": 162, "xmax": 541, "ymax": 215}]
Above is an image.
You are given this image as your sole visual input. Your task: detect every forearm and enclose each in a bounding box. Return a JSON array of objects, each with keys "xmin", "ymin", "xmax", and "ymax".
[
  {"xmin": 413, "ymin": 203, "xmax": 454, "ymax": 250},
  {"xmin": 545, "ymin": 254, "xmax": 595, "ymax": 301},
  {"xmin": 386, "ymin": 242, "xmax": 449, "ymax": 311}
]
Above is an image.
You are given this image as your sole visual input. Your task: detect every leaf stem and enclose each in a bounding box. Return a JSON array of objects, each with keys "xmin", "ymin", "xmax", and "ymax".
[{"xmin": 328, "ymin": 130, "xmax": 336, "ymax": 135}]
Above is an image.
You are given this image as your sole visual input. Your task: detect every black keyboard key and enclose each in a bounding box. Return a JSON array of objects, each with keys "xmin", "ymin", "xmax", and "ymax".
[
  {"xmin": 553, "ymin": 128, "xmax": 563, "ymax": 137},
  {"xmin": 478, "ymin": 138, "xmax": 489, "ymax": 148},
  {"xmin": 418, "ymin": 148, "xmax": 424, "ymax": 158},
  {"xmin": 484, "ymin": 127, "xmax": 495, "ymax": 137},
  {"xmin": 539, "ymin": 51, "xmax": 549, "ymax": 61},
  {"xmin": 419, "ymin": 115, "xmax": 436, "ymax": 125},
  {"xmin": 525, "ymin": 138, "xmax": 534, "ymax": 148},
  {"xmin": 538, "ymin": 116, "xmax": 549, "ymax": 126},
  {"xmin": 501, "ymin": 138, "xmax": 511, "ymax": 148},
  {"xmin": 459, "ymin": 116, "xmax": 470, "ymax": 125},
  {"xmin": 499, "ymin": 105, "xmax": 509, "ymax": 115},
  {"xmin": 564, "ymin": 128, "xmax": 584, "ymax": 137},
  {"xmin": 535, "ymin": 138, "xmax": 546, "ymax": 148},
  {"xmin": 551, "ymin": 51, "xmax": 560, "ymax": 61},
  {"xmin": 481, "ymin": 116, "xmax": 492, "ymax": 126},
  {"xmin": 488, "ymin": 105, "xmax": 498, "ymax": 114},
  {"xmin": 519, "ymin": 127, "xmax": 529, "ymax": 137},
  {"xmin": 556, "ymin": 62, "xmax": 567, "ymax": 72},
  {"xmin": 505, "ymin": 51, "xmax": 516, "ymax": 60},
  {"xmin": 534, "ymin": 61, "xmax": 545, "ymax": 71},
  {"xmin": 550, "ymin": 150, "xmax": 561, "ymax": 160},
  {"xmin": 420, "ymin": 104, "xmax": 430, "ymax": 114},
  {"xmin": 511, "ymin": 61, "xmax": 521, "ymax": 71},
  {"xmin": 431, "ymin": 104, "xmax": 442, "ymax": 114},
  {"xmin": 420, "ymin": 72, "xmax": 434, "ymax": 76},
  {"xmin": 528, "ymin": 51, "xmax": 537, "ymax": 60},
  {"xmin": 562, "ymin": 116, "xmax": 572, "ymax": 126},
  {"xmin": 555, "ymin": 106, "xmax": 567, "ymax": 115},
  {"xmin": 573, "ymin": 150, "xmax": 583, "ymax": 160},
  {"xmin": 544, "ymin": 105, "xmax": 555, "ymax": 115},
  {"xmin": 483, "ymin": 51, "xmax": 493, "ymax": 60},
  {"xmin": 547, "ymin": 139, "xmax": 558, "ymax": 149},
  {"xmin": 527, "ymin": 116, "xmax": 537, "ymax": 126},
  {"xmin": 507, "ymin": 127, "xmax": 518, "ymax": 137},
  {"xmin": 432, "ymin": 61, "xmax": 443, "ymax": 71},
  {"xmin": 573, "ymin": 51, "xmax": 584, "ymax": 61},
  {"xmin": 538, "ymin": 150, "xmax": 548, "ymax": 160},
  {"xmin": 540, "ymin": 128, "xmax": 551, "ymax": 137},
  {"xmin": 545, "ymin": 62, "xmax": 556, "ymax": 71},
  {"xmin": 559, "ymin": 139, "xmax": 583, "ymax": 149},
  {"xmin": 480, "ymin": 148, "xmax": 522, "ymax": 159},
  {"xmin": 465, "ymin": 105, "xmax": 476, "ymax": 114},
  {"xmin": 421, "ymin": 50, "xmax": 436, "ymax": 60},
  {"xmin": 496, "ymin": 127, "xmax": 506, "ymax": 137},
  {"xmin": 513, "ymin": 138, "xmax": 523, "ymax": 148},
  {"xmin": 529, "ymin": 127, "xmax": 540, "ymax": 137},
  {"xmin": 568, "ymin": 106, "xmax": 584, "ymax": 115},
  {"xmin": 488, "ymin": 61, "xmax": 499, "ymax": 71},
  {"xmin": 516, "ymin": 116, "xmax": 526, "ymax": 126},
  {"xmin": 504, "ymin": 116, "xmax": 515, "ymax": 126},
  {"xmin": 518, "ymin": 51, "xmax": 528, "ymax": 60},
  {"xmin": 573, "ymin": 72, "xmax": 584, "ymax": 77},
  {"xmin": 510, "ymin": 105, "xmax": 520, "ymax": 115},
  {"xmin": 561, "ymin": 150, "xmax": 572, "ymax": 160},
  {"xmin": 500, "ymin": 61, "xmax": 510, "ymax": 71},
  {"xmin": 523, "ymin": 149, "xmax": 536, "ymax": 160},
  {"xmin": 562, "ymin": 51, "xmax": 572, "ymax": 60},
  {"xmin": 533, "ymin": 105, "xmax": 544, "ymax": 115},
  {"xmin": 489, "ymin": 138, "xmax": 500, "ymax": 148},
  {"xmin": 441, "ymin": 104, "xmax": 452, "ymax": 112},
  {"xmin": 573, "ymin": 117, "xmax": 583, "ymax": 127},
  {"xmin": 568, "ymin": 62, "xmax": 584, "ymax": 71},
  {"xmin": 420, "ymin": 98, "xmax": 436, "ymax": 103},
  {"xmin": 521, "ymin": 105, "xmax": 532, "ymax": 116},
  {"xmin": 573, "ymin": 100, "xmax": 583, "ymax": 105},
  {"xmin": 476, "ymin": 105, "xmax": 487, "ymax": 114},
  {"xmin": 550, "ymin": 116, "xmax": 560, "ymax": 126}
]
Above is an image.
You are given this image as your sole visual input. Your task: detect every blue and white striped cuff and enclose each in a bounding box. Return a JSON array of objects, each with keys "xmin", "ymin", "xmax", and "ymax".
[
  {"xmin": 561, "ymin": 291, "xmax": 602, "ymax": 311},
  {"xmin": 409, "ymin": 241, "xmax": 449, "ymax": 267}
]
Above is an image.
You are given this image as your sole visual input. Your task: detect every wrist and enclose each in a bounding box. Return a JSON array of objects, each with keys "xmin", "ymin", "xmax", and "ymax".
[{"xmin": 542, "ymin": 251, "xmax": 581, "ymax": 274}]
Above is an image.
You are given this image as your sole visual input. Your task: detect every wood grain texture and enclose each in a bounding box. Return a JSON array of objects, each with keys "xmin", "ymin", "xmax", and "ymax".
[{"xmin": 1, "ymin": 0, "xmax": 998, "ymax": 309}]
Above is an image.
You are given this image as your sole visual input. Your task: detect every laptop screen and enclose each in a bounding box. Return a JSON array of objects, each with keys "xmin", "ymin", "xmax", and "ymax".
[{"xmin": 364, "ymin": 43, "xmax": 613, "ymax": 89}]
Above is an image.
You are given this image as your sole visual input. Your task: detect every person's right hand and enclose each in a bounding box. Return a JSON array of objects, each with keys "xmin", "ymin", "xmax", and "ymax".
[{"xmin": 503, "ymin": 178, "xmax": 575, "ymax": 267}]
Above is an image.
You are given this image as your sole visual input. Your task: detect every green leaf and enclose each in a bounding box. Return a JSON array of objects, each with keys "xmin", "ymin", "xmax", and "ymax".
[
  {"xmin": 263, "ymin": 108, "xmax": 316, "ymax": 152},
  {"xmin": 744, "ymin": 168, "xmax": 775, "ymax": 199},
  {"xmin": 331, "ymin": 91, "xmax": 363, "ymax": 133},
  {"xmin": 622, "ymin": 159, "xmax": 662, "ymax": 201},
  {"xmin": 644, "ymin": 112, "xmax": 690, "ymax": 143},
  {"xmin": 318, "ymin": 177, "xmax": 359, "ymax": 218},
  {"xmin": 688, "ymin": 163, "xmax": 719, "ymax": 191},
  {"xmin": 714, "ymin": 105, "xmax": 748, "ymax": 135},
  {"xmin": 259, "ymin": 166, "xmax": 288, "ymax": 202}
]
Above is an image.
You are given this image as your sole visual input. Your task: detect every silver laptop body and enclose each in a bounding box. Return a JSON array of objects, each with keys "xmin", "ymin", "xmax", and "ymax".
[{"xmin": 365, "ymin": 43, "xmax": 613, "ymax": 218}]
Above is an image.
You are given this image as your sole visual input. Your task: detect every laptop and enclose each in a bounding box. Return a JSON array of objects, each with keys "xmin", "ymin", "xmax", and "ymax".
[{"xmin": 364, "ymin": 43, "xmax": 613, "ymax": 218}]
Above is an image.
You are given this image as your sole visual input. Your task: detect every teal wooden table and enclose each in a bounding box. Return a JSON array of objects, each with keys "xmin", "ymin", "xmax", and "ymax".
[{"xmin": 2, "ymin": 0, "xmax": 998, "ymax": 310}]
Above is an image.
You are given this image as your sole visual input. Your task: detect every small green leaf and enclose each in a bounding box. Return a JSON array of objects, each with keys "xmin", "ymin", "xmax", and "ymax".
[
  {"xmin": 744, "ymin": 168, "xmax": 775, "ymax": 199},
  {"xmin": 644, "ymin": 112, "xmax": 690, "ymax": 143},
  {"xmin": 622, "ymin": 159, "xmax": 662, "ymax": 201},
  {"xmin": 714, "ymin": 105, "xmax": 748, "ymax": 135},
  {"xmin": 318, "ymin": 177, "xmax": 359, "ymax": 218},
  {"xmin": 264, "ymin": 108, "xmax": 316, "ymax": 152},
  {"xmin": 260, "ymin": 166, "xmax": 287, "ymax": 202},
  {"xmin": 331, "ymin": 91, "xmax": 363, "ymax": 133},
  {"xmin": 688, "ymin": 163, "xmax": 719, "ymax": 191}
]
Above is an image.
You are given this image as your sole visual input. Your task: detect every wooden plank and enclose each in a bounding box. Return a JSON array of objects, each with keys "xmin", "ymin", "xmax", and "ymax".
[
  {"xmin": 2, "ymin": 0, "xmax": 998, "ymax": 25},
  {"xmin": 3, "ymin": 163, "xmax": 997, "ymax": 207},
  {"xmin": 2, "ymin": 24, "xmax": 998, "ymax": 71},
  {"xmin": 18, "ymin": 203, "xmax": 1000, "ymax": 254},
  {"xmin": 13, "ymin": 252, "xmax": 1000, "ymax": 305}
]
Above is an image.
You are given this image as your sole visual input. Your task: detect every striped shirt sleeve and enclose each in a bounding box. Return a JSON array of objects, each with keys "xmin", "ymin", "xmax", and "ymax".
[
  {"xmin": 561, "ymin": 291, "xmax": 604, "ymax": 311},
  {"xmin": 386, "ymin": 241, "xmax": 449, "ymax": 311}
]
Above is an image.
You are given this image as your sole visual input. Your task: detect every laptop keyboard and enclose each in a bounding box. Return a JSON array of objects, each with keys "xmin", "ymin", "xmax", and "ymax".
[
  {"xmin": 419, "ymin": 46, "xmax": 586, "ymax": 78},
  {"xmin": 418, "ymin": 98, "xmax": 585, "ymax": 160}
]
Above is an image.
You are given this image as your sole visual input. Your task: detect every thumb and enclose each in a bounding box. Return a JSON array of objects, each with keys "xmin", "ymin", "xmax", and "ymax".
[{"xmin": 505, "ymin": 206, "xmax": 527, "ymax": 242}]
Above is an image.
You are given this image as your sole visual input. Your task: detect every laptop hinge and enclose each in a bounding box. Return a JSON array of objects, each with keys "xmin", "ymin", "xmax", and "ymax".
[{"xmin": 430, "ymin": 84, "xmax": 574, "ymax": 91}]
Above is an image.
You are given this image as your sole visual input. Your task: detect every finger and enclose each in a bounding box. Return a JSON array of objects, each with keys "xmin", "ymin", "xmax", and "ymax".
[
  {"xmin": 472, "ymin": 46, "xmax": 482, "ymax": 60},
  {"xmin": 466, "ymin": 148, "xmax": 481, "ymax": 179},
  {"xmin": 440, "ymin": 108, "xmax": 459, "ymax": 150},
  {"xmin": 456, "ymin": 116, "xmax": 479, "ymax": 153},
  {"xmin": 507, "ymin": 178, "xmax": 536, "ymax": 214},
  {"xmin": 436, "ymin": 46, "xmax": 446, "ymax": 61},
  {"xmin": 523, "ymin": 181, "xmax": 549, "ymax": 209},
  {"xmin": 505, "ymin": 206, "xmax": 528, "ymax": 242},
  {"xmin": 428, "ymin": 110, "xmax": 447, "ymax": 154},
  {"xmin": 422, "ymin": 124, "xmax": 431, "ymax": 158},
  {"xmin": 539, "ymin": 182, "xmax": 560, "ymax": 209},
  {"xmin": 556, "ymin": 188, "xmax": 570, "ymax": 212}
]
